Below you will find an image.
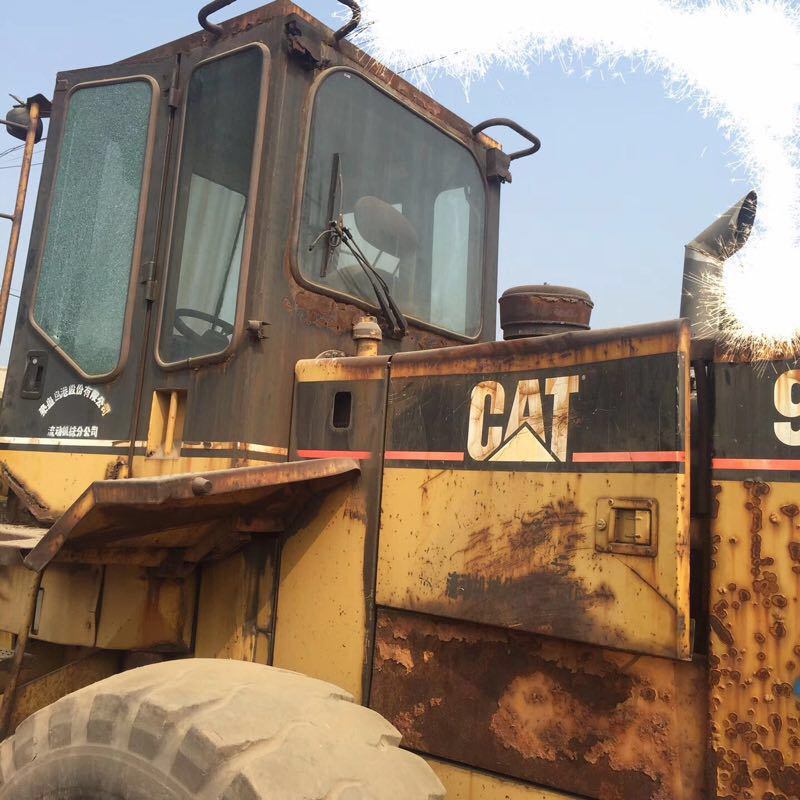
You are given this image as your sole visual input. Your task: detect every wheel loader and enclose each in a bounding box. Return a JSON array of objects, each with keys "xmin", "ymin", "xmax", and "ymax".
[{"xmin": 0, "ymin": 1, "xmax": 795, "ymax": 797}]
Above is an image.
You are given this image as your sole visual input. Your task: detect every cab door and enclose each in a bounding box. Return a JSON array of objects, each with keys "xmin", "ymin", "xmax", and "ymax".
[
  {"xmin": 0, "ymin": 54, "xmax": 178, "ymax": 515},
  {"xmin": 127, "ymin": 31, "xmax": 272, "ymax": 477}
]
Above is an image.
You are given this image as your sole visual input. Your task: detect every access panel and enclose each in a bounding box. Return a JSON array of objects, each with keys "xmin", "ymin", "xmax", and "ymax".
[{"xmin": 377, "ymin": 320, "xmax": 692, "ymax": 660}]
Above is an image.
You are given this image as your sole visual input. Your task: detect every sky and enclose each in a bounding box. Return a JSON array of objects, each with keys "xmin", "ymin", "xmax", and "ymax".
[{"xmin": 0, "ymin": 0, "xmax": 749, "ymax": 363}]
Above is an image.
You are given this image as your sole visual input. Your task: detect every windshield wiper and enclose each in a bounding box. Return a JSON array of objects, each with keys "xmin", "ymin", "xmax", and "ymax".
[
  {"xmin": 320, "ymin": 153, "xmax": 342, "ymax": 278},
  {"xmin": 309, "ymin": 219, "xmax": 408, "ymax": 339}
]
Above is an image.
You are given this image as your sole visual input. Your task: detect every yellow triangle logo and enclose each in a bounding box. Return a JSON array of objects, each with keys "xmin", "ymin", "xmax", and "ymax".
[{"xmin": 487, "ymin": 423, "xmax": 556, "ymax": 463}]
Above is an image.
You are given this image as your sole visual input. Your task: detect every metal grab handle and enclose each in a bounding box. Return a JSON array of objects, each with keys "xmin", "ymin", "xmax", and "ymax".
[
  {"xmin": 199, "ymin": 0, "xmax": 236, "ymax": 36},
  {"xmin": 471, "ymin": 117, "xmax": 542, "ymax": 161},
  {"xmin": 333, "ymin": 0, "xmax": 361, "ymax": 42}
]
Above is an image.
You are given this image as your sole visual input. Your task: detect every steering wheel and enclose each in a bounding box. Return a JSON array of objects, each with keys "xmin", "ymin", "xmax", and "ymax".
[{"xmin": 173, "ymin": 308, "xmax": 234, "ymax": 346}]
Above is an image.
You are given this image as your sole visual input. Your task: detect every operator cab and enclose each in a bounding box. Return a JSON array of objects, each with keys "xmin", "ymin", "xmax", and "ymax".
[{"xmin": 0, "ymin": 0, "xmax": 538, "ymax": 518}]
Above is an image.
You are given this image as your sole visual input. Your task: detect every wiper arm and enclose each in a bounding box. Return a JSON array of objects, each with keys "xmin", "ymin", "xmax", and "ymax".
[
  {"xmin": 309, "ymin": 219, "xmax": 408, "ymax": 339},
  {"xmin": 337, "ymin": 222, "xmax": 408, "ymax": 339},
  {"xmin": 321, "ymin": 153, "xmax": 342, "ymax": 278}
]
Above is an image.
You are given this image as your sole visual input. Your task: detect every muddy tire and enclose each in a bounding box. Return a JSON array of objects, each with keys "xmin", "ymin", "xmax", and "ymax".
[{"xmin": 0, "ymin": 658, "xmax": 445, "ymax": 799}]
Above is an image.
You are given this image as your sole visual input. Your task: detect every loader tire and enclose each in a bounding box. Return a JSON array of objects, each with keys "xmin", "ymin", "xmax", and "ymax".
[{"xmin": 0, "ymin": 658, "xmax": 445, "ymax": 800}]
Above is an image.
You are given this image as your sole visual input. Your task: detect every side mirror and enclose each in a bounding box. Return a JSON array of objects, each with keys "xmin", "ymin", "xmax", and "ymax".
[{"xmin": 3, "ymin": 104, "xmax": 43, "ymax": 143}]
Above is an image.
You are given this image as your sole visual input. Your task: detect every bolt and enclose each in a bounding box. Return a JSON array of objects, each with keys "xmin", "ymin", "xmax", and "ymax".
[{"xmin": 191, "ymin": 476, "xmax": 213, "ymax": 496}]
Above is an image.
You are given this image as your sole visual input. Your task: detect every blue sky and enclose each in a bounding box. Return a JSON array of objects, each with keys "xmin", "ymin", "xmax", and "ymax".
[{"xmin": 0, "ymin": 0, "xmax": 748, "ymax": 361}]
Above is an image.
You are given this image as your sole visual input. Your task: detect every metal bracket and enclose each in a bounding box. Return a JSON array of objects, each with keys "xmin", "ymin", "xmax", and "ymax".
[
  {"xmin": 247, "ymin": 320, "xmax": 270, "ymax": 341},
  {"xmin": 286, "ymin": 20, "xmax": 330, "ymax": 70},
  {"xmin": 485, "ymin": 148, "xmax": 513, "ymax": 183}
]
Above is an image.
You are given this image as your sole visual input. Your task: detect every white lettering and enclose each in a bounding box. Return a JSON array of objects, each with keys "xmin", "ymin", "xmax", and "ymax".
[
  {"xmin": 504, "ymin": 379, "xmax": 545, "ymax": 441},
  {"xmin": 467, "ymin": 381, "xmax": 505, "ymax": 460},
  {"xmin": 774, "ymin": 370, "xmax": 800, "ymax": 446},
  {"xmin": 545, "ymin": 375, "xmax": 581, "ymax": 461}
]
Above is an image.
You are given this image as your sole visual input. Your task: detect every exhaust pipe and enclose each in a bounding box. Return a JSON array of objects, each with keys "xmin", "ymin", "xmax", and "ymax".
[{"xmin": 680, "ymin": 190, "xmax": 757, "ymax": 339}]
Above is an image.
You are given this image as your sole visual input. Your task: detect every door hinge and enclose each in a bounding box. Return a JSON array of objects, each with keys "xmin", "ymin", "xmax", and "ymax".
[
  {"xmin": 167, "ymin": 66, "xmax": 182, "ymax": 109},
  {"xmin": 140, "ymin": 260, "xmax": 159, "ymax": 302}
]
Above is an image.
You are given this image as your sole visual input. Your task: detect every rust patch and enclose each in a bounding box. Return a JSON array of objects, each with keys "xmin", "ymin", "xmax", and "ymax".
[
  {"xmin": 1, "ymin": 463, "xmax": 53, "ymax": 523},
  {"xmin": 780, "ymin": 503, "xmax": 800, "ymax": 518},
  {"xmin": 426, "ymin": 500, "xmax": 623, "ymax": 645},
  {"xmin": 371, "ymin": 609, "xmax": 706, "ymax": 800},
  {"xmin": 710, "ymin": 479, "xmax": 800, "ymax": 799},
  {"xmin": 104, "ymin": 457, "xmax": 126, "ymax": 480},
  {"xmin": 284, "ymin": 283, "xmax": 455, "ymax": 351},
  {"xmin": 788, "ymin": 541, "xmax": 800, "ymax": 562},
  {"xmin": 711, "ymin": 613, "xmax": 735, "ymax": 647}
]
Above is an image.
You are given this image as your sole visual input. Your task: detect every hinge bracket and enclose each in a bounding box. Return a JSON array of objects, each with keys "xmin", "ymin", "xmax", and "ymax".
[
  {"xmin": 167, "ymin": 67, "xmax": 182, "ymax": 109},
  {"xmin": 140, "ymin": 260, "xmax": 159, "ymax": 302},
  {"xmin": 286, "ymin": 19, "xmax": 330, "ymax": 70}
]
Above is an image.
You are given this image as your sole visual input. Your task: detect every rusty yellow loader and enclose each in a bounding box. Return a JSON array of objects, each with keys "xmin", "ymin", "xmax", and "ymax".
[{"xmin": 0, "ymin": 1, "xmax": 793, "ymax": 798}]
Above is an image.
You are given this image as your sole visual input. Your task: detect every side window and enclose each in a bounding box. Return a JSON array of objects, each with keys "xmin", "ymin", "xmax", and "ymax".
[
  {"xmin": 431, "ymin": 187, "xmax": 474, "ymax": 335},
  {"xmin": 158, "ymin": 47, "xmax": 264, "ymax": 364},
  {"xmin": 33, "ymin": 80, "xmax": 153, "ymax": 376}
]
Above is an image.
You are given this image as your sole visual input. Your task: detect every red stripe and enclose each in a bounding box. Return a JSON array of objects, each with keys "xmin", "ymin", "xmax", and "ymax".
[
  {"xmin": 713, "ymin": 458, "xmax": 800, "ymax": 471},
  {"xmin": 296, "ymin": 449, "xmax": 372, "ymax": 460},
  {"xmin": 384, "ymin": 450, "xmax": 465, "ymax": 462},
  {"xmin": 573, "ymin": 451, "xmax": 686, "ymax": 463}
]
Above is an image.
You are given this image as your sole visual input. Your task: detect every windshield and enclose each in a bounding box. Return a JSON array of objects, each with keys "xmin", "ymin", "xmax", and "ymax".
[{"xmin": 298, "ymin": 71, "xmax": 485, "ymax": 338}]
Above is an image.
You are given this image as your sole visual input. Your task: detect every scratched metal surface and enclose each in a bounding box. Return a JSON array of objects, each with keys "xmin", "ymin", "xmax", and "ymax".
[
  {"xmin": 371, "ymin": 609, "xmax": 707, "ymax": 800},
  {"xmin": 378, "ymin": 468, "xmax": 691, "ymax": 658}
]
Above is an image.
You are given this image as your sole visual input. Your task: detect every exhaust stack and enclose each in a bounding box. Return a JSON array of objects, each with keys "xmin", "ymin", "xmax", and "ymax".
[{"xmin": 680, "ymin": 190, "xmax": 757, "ymax": 339}]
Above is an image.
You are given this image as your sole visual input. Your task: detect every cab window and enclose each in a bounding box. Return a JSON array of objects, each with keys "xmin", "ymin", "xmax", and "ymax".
[
  {"xmin": 299, "ymin": 71, "xmax": 485, "ymax": 338},
  {"xmin": 158, "ymin": 46, "xmax": 264, "ymax": 364},
  {"xmin": 33, "ymin": 80, "xmax": 153, "ymax": 376}
]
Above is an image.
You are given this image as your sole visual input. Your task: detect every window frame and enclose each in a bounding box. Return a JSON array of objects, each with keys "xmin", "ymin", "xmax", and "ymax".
[
  {"xmin": 154, "ymin": 42, "xmax": 271, "ymax": 370},
  {"xmin": 28, "ymin": 74, "xmax": 160, "ymax": 382},
  {"xmin": 290, "ymin": 66, "xmax": 489, "ymax": 342}
]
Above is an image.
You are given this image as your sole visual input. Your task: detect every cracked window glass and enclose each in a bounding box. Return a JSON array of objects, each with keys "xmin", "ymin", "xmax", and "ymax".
[{"xmin": 33, "ymin": 80, "xmax": 152, "ymax": 375}]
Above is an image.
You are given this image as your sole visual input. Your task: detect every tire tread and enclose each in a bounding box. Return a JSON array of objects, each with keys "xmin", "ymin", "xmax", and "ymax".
[{"xmin": 0, "ymin": 659, "xmax": 445, "ymax": 799}]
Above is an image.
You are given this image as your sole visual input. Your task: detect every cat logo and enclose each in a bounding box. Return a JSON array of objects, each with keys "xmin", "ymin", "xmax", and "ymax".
[{"xmin": 467, "ymin": 375, "xmax": 580, "ymax": 462}]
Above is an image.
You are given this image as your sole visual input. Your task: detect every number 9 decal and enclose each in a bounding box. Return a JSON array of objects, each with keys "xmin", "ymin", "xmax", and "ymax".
[{"xmin": 774, "ymin": 370, "xmax": 800, "ymax": 445}]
